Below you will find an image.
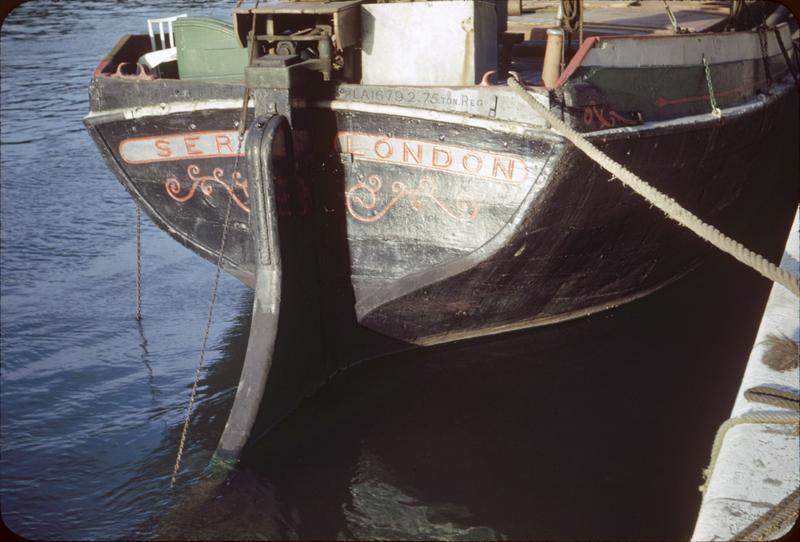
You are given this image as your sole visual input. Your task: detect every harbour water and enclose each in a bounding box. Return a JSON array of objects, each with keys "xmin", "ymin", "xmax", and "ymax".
[{"xmin": 1, "ymin": 1, "xmax": 797, "ymax": 540}]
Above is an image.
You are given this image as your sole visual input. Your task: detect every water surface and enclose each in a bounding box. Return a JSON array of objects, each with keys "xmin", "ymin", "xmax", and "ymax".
[{"xmin": 1, "ymin": 1, "xmax": 797, "ymax": 540}]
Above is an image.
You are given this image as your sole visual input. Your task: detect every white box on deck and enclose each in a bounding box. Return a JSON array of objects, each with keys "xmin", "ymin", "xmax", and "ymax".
[{"xmin": 360, "ymin": 1, "xmax": 497, "ymax": 86}]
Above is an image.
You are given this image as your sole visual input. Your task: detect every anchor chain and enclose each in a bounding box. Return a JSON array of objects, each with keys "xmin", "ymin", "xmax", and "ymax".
[
  {"xmin": 758, "ymin": 25, "xmax": 773, "ymax": 88},
  {"xmin": 135, "ymin": 204, "xmax": 143, "ymax": 321},
  {"xmin": 507, "ymin": 76, "xmax": 800, "ymax": 298},
  {"xmin": 170, "ymin": 20, "xmax": 257, "ymax": 487},
  {"xmin": 170, "ymin": 191, "xmax": 235, "ymax": 488},
  {"xmin": 170, "ymin": 140, "xmax": 247, "ymax": 487},
  {"xmin": 701, "ymin": 55, "xmax": 722, "ymax": 117}
]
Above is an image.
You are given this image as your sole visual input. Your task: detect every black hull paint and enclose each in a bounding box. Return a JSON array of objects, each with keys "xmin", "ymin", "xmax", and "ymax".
[
  {"xmin": 86, "ymin": 76, "xmax": 798, "ymax": 348},
  {"xmin": 85, "ymin": 106, "xmax": 257, "ymax": 286},
  {"xmin": 358, "ymin": 91, "xmax": 799, "ymax": 343},
  {"xmin": 83, "ymin": 19, "xmax": 800, "ymax": 471}
]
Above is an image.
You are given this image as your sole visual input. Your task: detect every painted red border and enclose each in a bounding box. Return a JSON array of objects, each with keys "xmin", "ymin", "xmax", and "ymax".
[{"xmin": 118, "ymin": 130, "xmax": 243, "ymax": 164}]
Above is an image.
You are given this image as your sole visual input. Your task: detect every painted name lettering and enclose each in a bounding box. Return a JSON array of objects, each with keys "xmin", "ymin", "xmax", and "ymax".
[
  {"xmin": 337, "ymin": 132, "xmax": 527, "ymax": 184},
  {"xmin": 119, "ymin": 131, "xmax": 243, "ymax": 164},
  {"xmin": 335, "ymin": 87, "xmax": 486, "ymax": 110}
]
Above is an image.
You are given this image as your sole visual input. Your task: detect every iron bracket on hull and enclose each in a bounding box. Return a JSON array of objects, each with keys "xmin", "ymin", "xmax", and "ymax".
[
  {"xmin": 246, "ymin": 54, "xmax": 316, "ymax": 121},
  {"xmin": 210, "ymin": 114, "xmax": 293, "ymax": 469}
]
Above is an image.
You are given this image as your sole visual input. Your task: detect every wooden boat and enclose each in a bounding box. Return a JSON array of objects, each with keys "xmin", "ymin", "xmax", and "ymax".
[{"xmin": 84, "ymin": 1, "xmax": 799, "ymax": 469}]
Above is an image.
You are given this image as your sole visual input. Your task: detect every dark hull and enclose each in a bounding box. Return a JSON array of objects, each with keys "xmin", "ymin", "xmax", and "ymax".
[
  {"xmin": 86, "ymin": 76, "xmax": 798, "ymax": 347},
  {"xmin": 84, "ymin": 90, "xmax": 257, "ymax": 286},
  {"xmin": 83, "ymin": 18, "xmax": 800, "ymax": 472},
  {"xmin": 353, "ymin": 91, "xmax": 798, "ymax": 343}
]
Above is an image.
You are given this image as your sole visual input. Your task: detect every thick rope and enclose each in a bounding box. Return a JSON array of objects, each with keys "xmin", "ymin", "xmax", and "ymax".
[
  {"xmin": 699, "ymin": 411, "xmax": 799, "ymax": 494},
  {"xmin": 745, "ymin": 385, "xmax": 800, "ymax": 411},
  {"xmin": 698, "ymin": 384, "xmax": 799, "ymax": 534},
  {"xmin": 733, "ymin": 486, "xmax": 800, "ymax": 540},
  {"xmin": 507, "ymin": 77, "xmax": 800, "ymax": 298}
]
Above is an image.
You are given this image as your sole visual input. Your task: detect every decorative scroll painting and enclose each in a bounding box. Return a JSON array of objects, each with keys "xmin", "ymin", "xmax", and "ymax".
[
  {"xmin": 165, "ymin": 165, "xmax": 250, "ymax": 213},
  {"xmin": 347, "ymin": 175, "xmax": 478, "ymax": 223},
  {"xmin": 337, "ymin": 132, "xmax": 535, "ymax": 223},
  {"xmin": 582, "ymin": 102, "xmax": 640, "ymax": 128},
  {"xmin": 118, "ymin": 131, "xmax": 251, "ymax": 213}
]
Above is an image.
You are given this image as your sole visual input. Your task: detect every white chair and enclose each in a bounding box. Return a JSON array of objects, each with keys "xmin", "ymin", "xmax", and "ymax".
[
  {"xmin": 139, "ymin": 14, "xmax": 187, "ymax": 73},
  {"xmin": 147, "ymin": 14, "xmax": 187, "ymax": 51}
]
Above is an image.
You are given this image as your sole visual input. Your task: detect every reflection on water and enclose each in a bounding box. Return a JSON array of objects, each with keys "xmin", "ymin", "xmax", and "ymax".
[
  {"xmin": 343, "ymin": 449, "xmax": 503, "ymax": 540},
  {"xmin": 1, "ymin": 3, "xmax": 245, "ymax": 539},
  {"xmin": 1, "ymin": 0, "xmax": 798, "ymax": 540}
]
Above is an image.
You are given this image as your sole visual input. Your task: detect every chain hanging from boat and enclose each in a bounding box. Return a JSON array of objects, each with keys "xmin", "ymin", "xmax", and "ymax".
[
  {"xmin": 170, "ymin": 17, "xmax": 257, "ymax": 488},
  {"xmin": 757, "ymin": 24, "xmax": 773, "ymax": 88},
  {"xmin": 507, "ymin": 76, "xmax": 800, "ymax": 298},
  {"xmin": 170, "ymin": 191, "xmax": 235, "ymax": 488},
  {"xmin": 135, "ymin": 204, "xmax": 143, "ymax": 321},
  {"xmin": 701, "ymin": 55, "xmax": 722, "ymax": 117}
]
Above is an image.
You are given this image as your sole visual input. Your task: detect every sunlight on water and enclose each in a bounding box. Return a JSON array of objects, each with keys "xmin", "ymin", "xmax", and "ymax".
[
  {"xmin": 1, "ymin": 2, "xmax": 245, "ymax": 539},
  {"xmin": 1, "ymin": 1, "xmax": 797, "ymax": 540}
]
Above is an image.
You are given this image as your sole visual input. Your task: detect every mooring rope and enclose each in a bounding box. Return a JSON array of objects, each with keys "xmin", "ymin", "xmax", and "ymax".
[
  {"xmin": 507, "ymin": 77, "xmax": 800, "ymax": 298},
  {"xmin": 700, "ymin": 387, "xmax": 799, "ymax": 495},
  {"xmin": 699, "ymin": 411, "xmax": 799, "ymax": 494},
  {"xmin": 733, "ymin": 486, "xmax": 800, "ymax": 540},
  {"xmin": 700, "ymin": 393, "xmax": 800, "ymax": 538},
  {"xmin": 744, "ymin": 385, "xmax": 800, "ymax": 411}
]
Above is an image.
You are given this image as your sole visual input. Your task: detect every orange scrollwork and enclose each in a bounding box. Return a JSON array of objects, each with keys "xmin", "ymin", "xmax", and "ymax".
[
  {"xmin": 346, "ymin": 174, "xmax": 478, "ymax": 223},
  {"xmin": 165, "ymin": 164, "xmax": 250, "ymax": 213},
  {"xmin": 582, "ymin": 102, "xmax": 638, "ymax": 128}
]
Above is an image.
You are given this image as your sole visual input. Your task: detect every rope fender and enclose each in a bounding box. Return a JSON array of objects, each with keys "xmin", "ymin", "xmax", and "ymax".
[{"xmin": 507, "ymin": 77, "xmax": 800, "ymax": 298}]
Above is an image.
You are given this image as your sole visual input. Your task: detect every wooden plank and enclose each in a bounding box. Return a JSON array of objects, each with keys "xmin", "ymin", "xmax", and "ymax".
[
  {"xmin": 248, "ymin": 1, "xmax": 366, "ymax": 15},
  {"xmin": 509, "ymin": 0, "xmax": 730, "ymax": 39}
]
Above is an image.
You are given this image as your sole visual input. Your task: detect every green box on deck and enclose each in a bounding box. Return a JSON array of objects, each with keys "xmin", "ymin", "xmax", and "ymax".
[{"xmin": 175, "ymin": 17, "xmax": 249, "ymax": 81}]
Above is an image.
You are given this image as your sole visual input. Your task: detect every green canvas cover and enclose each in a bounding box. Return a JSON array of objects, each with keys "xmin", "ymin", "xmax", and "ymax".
[{"xmin": 175, "ymin": 17, "xmax": 249, "ymax": 81}]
